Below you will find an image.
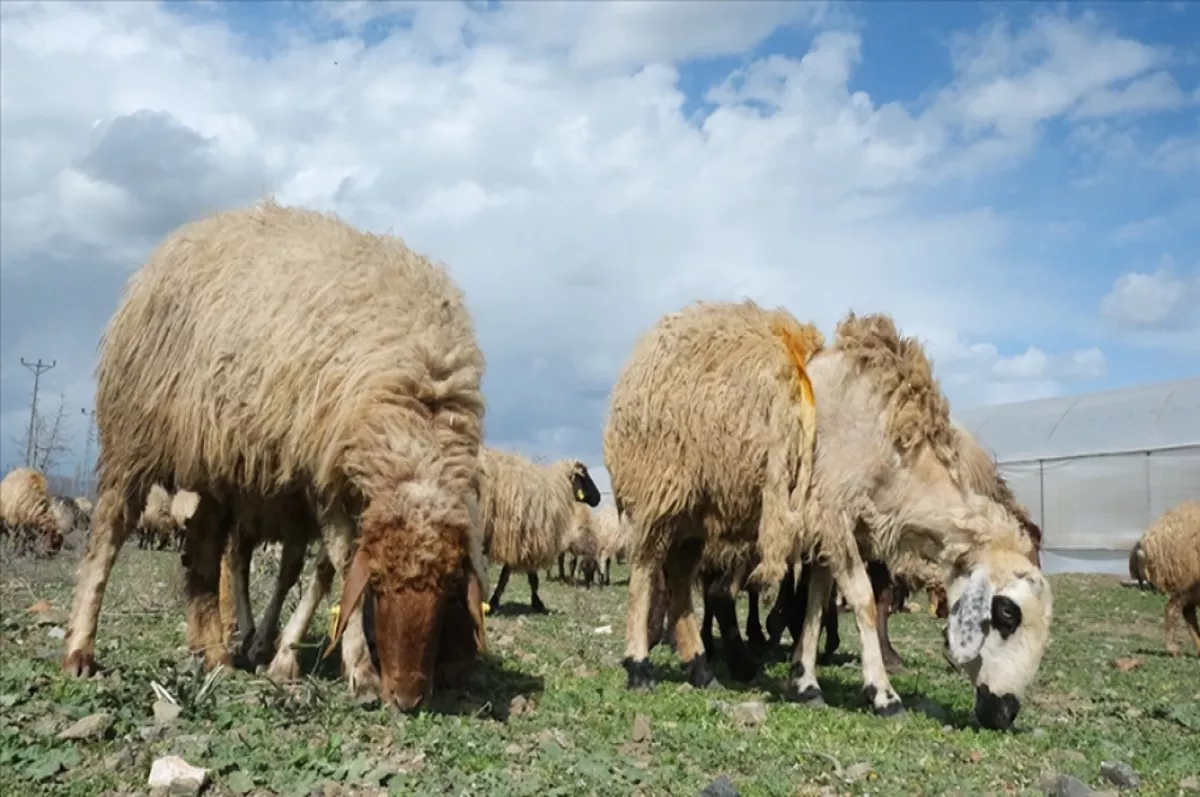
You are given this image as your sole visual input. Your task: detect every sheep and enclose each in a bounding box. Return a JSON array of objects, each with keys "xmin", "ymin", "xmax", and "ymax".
[
  {"xmin": 135, "ymin": 485, "xmax": 197, "ymax": 551},
  {"xmin": 1128, "ymin": 540, "xmax": 1151, "ymax": 590},
  {"xmin": 62, "ymin": 198, "xmax": 488, "ymax": 712},
  {"xmin": 1135, "ymin": 500, "xmax": 1200, "ymax": 657},
  {"xmin": 0, "ymin": 467, "xmax": 63, "ymax": 556},
  {"xmin": 559, "ymin": 503, "xmax": 601, "ymax": 587},
  {"xmin": 604, "ymin": 299, "xmax": 1052, "ymax": 730},
  {"xmin": 593, "ymin": 503, "xmax": 630, "ymax": 586},
  {"xmin": 49, "ymin": 493, "xmax": 92, "ymax": 546},
  {"xmin": 478, "ymin": 446, "xmax": 602, "ymax": 613}
]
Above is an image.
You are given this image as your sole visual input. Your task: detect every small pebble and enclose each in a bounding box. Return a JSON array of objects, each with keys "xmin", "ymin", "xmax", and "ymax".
[
  {"xmin": 1044, "ymin": 774, "xmax": 1100, "ymax": 797},
  {"xmin": 1099, "ymin": 760, "xmax": 1140, "ymax": 790},
  {"xmin": 58, "ymin": 712, "xmax": 112, "ymax": 741},
  {"xmin": 698, "ymin": 774, "xmax": 740, "ymax": 797},
  {"xmin": 632, "ymin": 713, "xmax": 652, "ymax": 743}
]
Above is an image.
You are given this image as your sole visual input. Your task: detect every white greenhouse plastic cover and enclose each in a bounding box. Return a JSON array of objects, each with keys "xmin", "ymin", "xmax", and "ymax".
[{"xmin": 954, "ymin": 377, "xmax": 1200, "ymax": 576}]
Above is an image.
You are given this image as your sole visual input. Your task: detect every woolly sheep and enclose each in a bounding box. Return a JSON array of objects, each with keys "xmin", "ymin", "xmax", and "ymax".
[
  {"xmin": 592, "ymin": 503, "xmax": 630, "ymax": 586},
  {"xmin": 604, "ymin": 300, "xmax": 1052, "ymax": 730},
  {"xmin": 1128, "ymin": 540, "xmax": 1150, "ymax": 590},
  {"xmin": 1135, "ymin": 500, "xmax": 1200, "ymax": 656},
  {"xmin": 62, "ymin": 199, "xmax": 488, "ymax": 712},
  {"xmin": 49, "ymin": 494, "xmax": 92, "ymax": 543},
  {"xmin": 0, "ymin": 467, "xmax": 63, "ymax": 556},
  {"xmin": 135, "ymin": 485, "xmax": 197, "ymax": 551},
  {"xmin": 558, "ymin": 503, "xmax": 601, "ymax": 587},
  {"xmin": 479, "ymin": 446, "xmax": 602, "ymax": 612}
]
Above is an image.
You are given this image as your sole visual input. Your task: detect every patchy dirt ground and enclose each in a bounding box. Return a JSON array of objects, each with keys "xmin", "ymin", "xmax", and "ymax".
[{"xmin": 2, "ymin": 547, "xmax": 1198, "ymax": 796}]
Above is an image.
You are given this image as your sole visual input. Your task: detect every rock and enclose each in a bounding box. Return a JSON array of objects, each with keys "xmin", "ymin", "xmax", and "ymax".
[
  {"xmin": 153, "ymin": 700, "xmax": 182, "ymax": 725},
  {"xmin": 504, "ymin": 743, "xmax": 523, "ymax": 756},
  {"xmin": 1180, "ymin": 775, "xmax": 1199, "ymax": 792},
  {"xmin": 508, "ymin": 695, "xmax": 531, "ymax": 717},
  {"xmin": 47, "ymin": 626, "xmax": 66, "ymax": 640},
  {"xmin": 140, "ymin": 724, "xmax": 168, "ymax": 742},
  {"xmin": 727, "ymin": 701, "xmax": 767, "ymax": 727},
  {"xmin": 1111, "ymin": 657, "xmax": 1143, "ymax": 673},
  {"xmin": 843, "ymin": 762, "xmax": 872, "ymax": 782},
  {"xmin": 104, "ymin": 748, "xmax": 136, "ymax": 772},
  {"xmin": 147, "ymin": 755, "xmax": 210, "ymax": 796},
  {"xmin": 1099, "ymin": 761, "xmax": 1140, "ymax": 790},
  {"xmin": 698, "ymin": 774, "xmax": 740, "ymax": 797},
  {"xmin": 631, "ymin": 714, "xmax": 652, "ymax": 743},
  {"xmin": 58, "ymin": 712, "xmax": 113, "ymax": 741},
  {"xmin": 1044, "ymin": 774, "xmax": 1100, "ymax": 797},
  {"xmin": 593, "ymin": 625, "xmax": 613, "ymax": 635}
]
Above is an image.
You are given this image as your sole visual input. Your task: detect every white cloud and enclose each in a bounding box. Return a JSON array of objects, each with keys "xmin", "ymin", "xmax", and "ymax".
[
  {"xmin": 0, "ymin": 1, "xmax": 1185, "ymax": 472},
  {"xmin": 1100, "ymin": 260, "xmax": 1200, "ymax": 332}
]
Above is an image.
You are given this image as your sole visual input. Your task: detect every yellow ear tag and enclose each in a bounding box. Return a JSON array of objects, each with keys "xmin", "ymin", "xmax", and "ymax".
[
  {"xmin": 576, "ymin": 489, "xmax": 585, "ymax": 500},
  {"xmin": 328, "ymin": 604, "xmax": 340, "ymax": 639}
]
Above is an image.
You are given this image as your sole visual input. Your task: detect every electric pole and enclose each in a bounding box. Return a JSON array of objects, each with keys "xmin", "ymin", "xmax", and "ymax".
[{"xmin": 20, "ymin": 357, "xmax": 56, "ymax": 467}]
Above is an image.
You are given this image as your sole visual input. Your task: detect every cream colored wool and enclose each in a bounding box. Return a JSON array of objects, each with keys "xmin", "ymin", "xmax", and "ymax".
[
  {"xmin": 479, "ymin": 447, "xmax": 583, "ymax": 572},
  {"xmin": 1137, "ymin": 500, "xmax": 1200, "ymax": 655}
]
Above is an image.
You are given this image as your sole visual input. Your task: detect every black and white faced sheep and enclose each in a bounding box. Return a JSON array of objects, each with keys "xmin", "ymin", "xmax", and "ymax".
[
  {"xmin": 604, "ymin": 300, "xmax": 1053, "ymax": 731},
  {"xmin": 63, "ymin": 199, "xmax": 488, "ymax": 713},
  {"xmin": 478, "ymin": 447, "xmax": 602, "ymax": 613}
]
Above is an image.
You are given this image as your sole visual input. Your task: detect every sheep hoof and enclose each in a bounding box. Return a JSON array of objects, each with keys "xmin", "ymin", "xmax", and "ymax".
[
  {"xmin": 247, "ymin": 635, "xmax": 277, "ymax": 669},
  {"xmin": 263, "ymin": 651, "xmax": 301, "ymax": 682},
  {"xmin": 623, "ymin": 657, "xmax": 655, "ymax": 691},
  {"xmin": 787, "ymin": 683, "xmax": 826, "ymax": 707},
  {"xmin": 63, "ymin": 649, "xmax": 99, "ymax": 678},
  {"xmin": 684, "ymin": 656, "xmax": 717, "ymax": 689},
  {"xmin": 865, "ymin": 685, "xmax": 905, "ymax": 718},
  {"xmin": 530, "ymin": 599, "xmax": 549, "ymax": 615},
  {"xmin": 726, "ymin": 651, "xmax": 760, "ymax": 683}
]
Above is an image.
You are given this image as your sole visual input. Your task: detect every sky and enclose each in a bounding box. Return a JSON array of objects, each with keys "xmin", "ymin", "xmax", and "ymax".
[{"xmin": 1, "ymin": 0, "xmax": 1197, "ymax": 496}]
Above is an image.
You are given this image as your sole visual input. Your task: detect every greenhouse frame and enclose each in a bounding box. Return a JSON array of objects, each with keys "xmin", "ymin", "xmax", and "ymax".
[{"xmin": 955, "ymin": 376, "xmax": 1200, "ymax": 575}]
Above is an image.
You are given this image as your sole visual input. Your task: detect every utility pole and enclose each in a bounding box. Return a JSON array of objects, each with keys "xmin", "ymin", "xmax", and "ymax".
[
  {"xmin": 20, "ymin": 357, "xmax": 56, "ymax": 467},
  {"xmin": 80, "ymin": 407, "xmax": 97, "ymax": 497}
]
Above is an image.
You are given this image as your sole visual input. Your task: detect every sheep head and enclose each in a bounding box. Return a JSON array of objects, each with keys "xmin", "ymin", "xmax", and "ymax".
[
  {"xmin": 570, "ymin": 461, "xmax": 602, "ymax": 507},
  {"xmin": 943, "ymin": 547, "xmax": 1053, "ymax": 731},
  {"xmin": 327, "ymin": 509, "xmax": 484, "ymax": 712}
]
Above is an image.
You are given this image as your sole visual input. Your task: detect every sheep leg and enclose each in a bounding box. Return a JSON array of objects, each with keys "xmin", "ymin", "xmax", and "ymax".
[
  {"xmin": 645, "ymin": 565, "xmax": 669, "ymax": 652},
  {"xmin": 623, "ymin": 551, "xmax": 658, "ymax": 690},
  {"xmin": 225, "ymin": 531, "xmax": 257, "ymax": 662},
  {"xmin": 699, "ymin": 573, "xmax": 718, "ymax": 660},
  {"xmin": 182, "ymin": 496, "xmax": 233, "ymax": 671},
  {"xmin": 868, "ymin": 560, "xmax": 904, "ymax": 673},
  {"xmin": 1182, "ymin": 597, "xmax": 1200, "ymax": 656},
  {"xmin": 712, "ymin": 591, "xmax": 758, "ymax": 682},
  {"xmin": 835, "ymin": 553, "xmax": 905, "ymax": 717},
  {"xmin": 602, "ymin": 556, "xmax": 612, "ymax": 586},
  {"xmin": 63, "ymin": 488, "xmax": 140, "ymax": 677},
  {"xmin": 786, "ymin": 561, "xmax": 833, "ymax": 706},
  {"xmin": 746, "ymin": 588, "xmax": 769, "ymax": 654},
  {"xmin": 488, "ymin": 565, "xmax": 511, "ymax": 610},
  {"xmin": 765, "ymin": 564, "xmax": 795, "ymax": 647},
  {"xmin": 820, "ymin": 584, "xmax": 841, "ymax": 661},
  {"xmin": 1164, "ymin": 595, "xmax": 1184, "ymax": 657},
  {"xmin": 556, "ymin": 553, "xmax": 567, "ymax": 582},
  {"xmin": 665, "ymin": 538, "xmax": 716, "ymax": 688},
  {"xmin": 263, "ymin": 543, "xmax": 334, "ymax": 680},
  {"xmin": 528, "ymin": 571, "xmax": 548, "ymax": 613},
  {"xmin": 248, "ymin": 535, "xmax": 308, "ymax": 668},
  {"xmin": 323, "ymin": 513, "xmax": 380, "ymax": 699}
]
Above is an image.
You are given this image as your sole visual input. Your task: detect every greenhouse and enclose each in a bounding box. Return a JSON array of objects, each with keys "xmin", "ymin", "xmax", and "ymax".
[{"xmin": 955, "ymin": 376, "xmax": 1200, "ymax": 575}]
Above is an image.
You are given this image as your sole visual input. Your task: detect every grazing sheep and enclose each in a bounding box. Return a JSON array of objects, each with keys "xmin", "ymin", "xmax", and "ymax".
[
  {"xmin": 559, "ymin": 503, "xmax": 601, "ymax": 587},
  {"xmin": 605, "ymin": 300, "xmax": 1052, "ymax": 730},
  {"xmin": 1128, "ymin": 540, "xmax": 1150, "ymax": 590},
  {"xmin": 136, "ymin": 485, "xmax": 197, "ymax": 551},
  {"xmin": 1135, "ymin": 500, "xmax": 1200, "ymax": 657},
  {"xmin": 49, "ymin": 494, "xmax": 92, "ymax": 544},
  {"xmin": 0, "ymin": 467, "xmax": 63, "ymax": 556},
  {"xmin": 62, "ymin": 199, "xmax": 488, "ymax": 712},
  {"xmin": 593, "ymin": 503, "xmax": 631, "ymax": 586},
  {"xmin": 479, "ymin": 447, "xmax": 602, "ymax": 612}
]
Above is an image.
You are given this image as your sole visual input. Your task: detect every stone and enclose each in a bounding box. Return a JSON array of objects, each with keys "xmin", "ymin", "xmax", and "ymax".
[
  {"xmin": 147, "ymin": 755, "xmax": 209, "ymax": 796},
  {"xmin": 1179, "ymin": 775, "xmax": 1199, "ymax": 792},
  {"xmin": 104, "ymin": 748, "xmax": 135, "ymax": 772},
  {"xmin": 632, "ymin": 713, "xmax": 652, "ymax": 742},
  {"xmin": 58, "ymin": 712, "xmax": 113, "ymax": 741},
  {"xmin": 1099, "ymin": 761, "xmax": 1140, "ymax": 790},
  {"xmin": 698, "ymin": 774, "xmax": 740, "ymax": 797},
  {"xmin": 727, "ymin": 701, "xmax": 767, "ymax": 727},
  {"xmin": 153, "ymin": 700, "xmax": 183, "ymax": 725},
  {"xmin": 843, "ymin": 762, "xmax": 872, "ymax": 782},
  {"xmin": 1044, "ymin": 774, "xmax": 1100, "ymax": 797}
]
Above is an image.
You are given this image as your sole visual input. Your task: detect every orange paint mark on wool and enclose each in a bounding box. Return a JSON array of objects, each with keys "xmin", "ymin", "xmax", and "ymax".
[{"xmin": 768, "ymin": 318, "xmax": 822, "ymax": 409}]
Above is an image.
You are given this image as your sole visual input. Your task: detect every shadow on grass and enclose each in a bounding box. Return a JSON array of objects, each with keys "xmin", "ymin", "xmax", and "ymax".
[{"xmin": 487, "ymin": 602, "xmax": 555, "ymax": 618}]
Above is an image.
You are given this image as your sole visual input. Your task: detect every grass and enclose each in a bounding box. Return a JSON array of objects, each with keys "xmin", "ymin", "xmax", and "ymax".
[{"xmin": 2, "ymin": 547, "xmax": 1198, "ymax": 797}]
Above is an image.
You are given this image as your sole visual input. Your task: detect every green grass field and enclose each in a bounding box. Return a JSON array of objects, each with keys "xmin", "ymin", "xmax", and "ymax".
[{"xmin": 2, "ymin": 546, "xmax": 1197, "ymax": 797}]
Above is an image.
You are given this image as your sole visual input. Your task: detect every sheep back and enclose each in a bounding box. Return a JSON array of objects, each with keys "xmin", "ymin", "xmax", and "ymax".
[
  {"xmin": 93, "ymin": 198, "xmax": 485, "ymax": 539},
  {"xmin": 0, "ymin": 467, "xmax": 58, "ymax": 538},
  {"xmin": 1138, "ymin": 500, "xmax": 1200, "ymax": 598},
  {"xmin": 593, "ymin": 503, "xmax": 629, "ymax": 561},
  {"xmin": 479, "ymin": 448, "xmax": 576, "ymax": 571},
  {"xmin": 603, "ymin": 299, "xmax": 823, "ymax": 583}
]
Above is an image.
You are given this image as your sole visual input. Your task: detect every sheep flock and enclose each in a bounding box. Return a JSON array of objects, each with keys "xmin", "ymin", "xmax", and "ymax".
[{"xmin": 3, "ymin": 199, "xmax": 1193, "ymax": 740}]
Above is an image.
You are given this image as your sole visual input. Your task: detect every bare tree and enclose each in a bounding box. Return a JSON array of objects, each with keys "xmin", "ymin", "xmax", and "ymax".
[{"xmin": 10, "ymin": 394, "xmax": 74, "ymax": 475}]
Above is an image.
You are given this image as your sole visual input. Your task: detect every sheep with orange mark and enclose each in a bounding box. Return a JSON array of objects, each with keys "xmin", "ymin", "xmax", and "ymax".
[
  {"xmin": 606, "ymin": 300, "xmax": 1053, "ymax": 730},
  {"xmin": 1135, "ymin": 500, "xmax": 1200, "ymax": 657},
  {"xmin": 1, "ymin": 467, "xmax": 63, "ymax": 556},
  {"xmin": 62, "ymin": 198, "xmax": 488, "ymax": 712},
  {"xmin": 479, "ymin": 446, "xmax": 602, "ymax": 612}
]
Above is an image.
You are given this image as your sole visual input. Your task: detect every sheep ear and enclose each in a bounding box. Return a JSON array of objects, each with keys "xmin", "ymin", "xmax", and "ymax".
[
  {"xmin": 324, "ymin": 546, "xmax": 371, "ymax": 658},
  {"xmin": 946, "ymin": 568, "xmax": 992, "ymax": 665},
  {"xmin": 464, "ymin": 560, "xmax": 487, "ymax": 653}
]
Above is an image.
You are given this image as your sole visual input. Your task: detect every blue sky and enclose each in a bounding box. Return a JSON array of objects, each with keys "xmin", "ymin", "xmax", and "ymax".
[{"xmin": 0, "ymin": 0, "xmax": 1197, "ymax": 488}]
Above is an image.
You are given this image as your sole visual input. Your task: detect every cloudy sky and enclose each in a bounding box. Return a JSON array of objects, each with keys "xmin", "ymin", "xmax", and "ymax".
[{"xmin": 1, "ymin": 0, "xmax": 1197, "ymax": 493}]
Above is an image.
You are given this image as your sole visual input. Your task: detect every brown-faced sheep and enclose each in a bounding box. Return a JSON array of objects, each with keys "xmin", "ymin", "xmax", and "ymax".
[
  {"xmin": 1135, "ymin": 500, "xmax": 1200, "ymax": 656},
  {"xmin": 479, "ymin": 447, "xmax": 602, "ymax": 612},
  {"xmin": 605, "ymin": 300, "xmax": 1052, "ymax": 730},
  {"xmin": 62, "ymin": 199, "xmax": 488, "ymax": 712},
  {"xmin": 1, "ymin": 467, "xmax": 63, "ymax": 556}
]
